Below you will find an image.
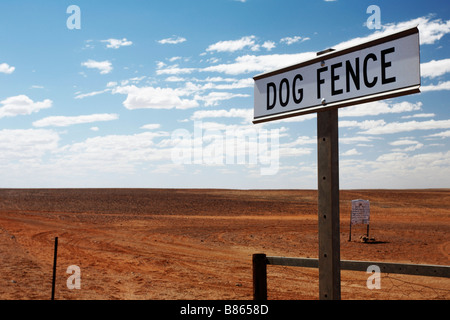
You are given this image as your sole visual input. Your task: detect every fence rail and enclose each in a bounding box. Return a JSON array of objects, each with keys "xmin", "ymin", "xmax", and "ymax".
[{"xmin": 252, "ymin": 253, "xmax": 450, "ymax": 300}]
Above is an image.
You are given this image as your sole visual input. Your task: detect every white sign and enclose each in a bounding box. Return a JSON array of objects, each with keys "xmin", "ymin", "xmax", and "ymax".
[
  {"xmin": 253, "ymin": 26, "xmax": 420, "ymax": 123},
  {"xmin": 351, "ymin": 199, "xmax": 370, "ymax": 225}
]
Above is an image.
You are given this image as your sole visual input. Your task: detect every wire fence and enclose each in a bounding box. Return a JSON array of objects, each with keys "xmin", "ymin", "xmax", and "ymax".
[
  {"xmin": 266, "ymin": 264, "xmax": 450, "ymax": 300},
  {"xmin": 254, "ymin": 255, "xmax": 450, "ymax": 300}
]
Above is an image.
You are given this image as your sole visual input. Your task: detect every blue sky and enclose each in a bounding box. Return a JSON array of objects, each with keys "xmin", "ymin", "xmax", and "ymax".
[{"xmin": 0, "ymin": 0, "xmax": 449, "ymax": 189}]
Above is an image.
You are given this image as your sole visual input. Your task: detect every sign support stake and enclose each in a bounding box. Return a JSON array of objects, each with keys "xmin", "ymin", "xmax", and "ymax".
[
  {"xmin": 317, "ymin": 108, "xmax": 341, "ymax": 300},
  {"xmin": 349, "ymin": 219, "xmax": 352, "ymax": 242},
  {"xmin": 51, "ymin": 236, "xmax": 58, "ymax": 300}
]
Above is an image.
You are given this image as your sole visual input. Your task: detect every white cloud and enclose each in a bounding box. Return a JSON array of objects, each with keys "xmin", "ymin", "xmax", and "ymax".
[
  {"xmin": 140, "ymin": 123, "xmax": 161, "ymax": 130},
  {"xmin": 0, "ymin": 129, "xmax": 59, "ymax": 160},
  {"xmin": 158, "ymin": 36, "xmax": 187, "ymax": 44},
  {"xmin": 112, "ymin": 85, "xmax": 199, "ymax": 110},
  {"xmin": 155, "ymin": 16, "xmax": 449, "ymax": 78},
  {"xmin": 33, "ymin": 113, "xmax": 119, "ymax": 127},
  {"xmin": 389, "ymin": 139, "xmax": 424, "ymax": 152},
  {"xmin": 361, "ymin": 119, "xmax": 450, "ymax": 135},
  {"xmin": 0, "ymin": 95, "xmax": 52, "ymax": 119},
  {"xmin": 394, "ymin": 144, "xmax": 424, "ymax": 152},
  {"xmin": 339, "ymin": 101, "xmax": 422, "ymax": 117},
  {"xmin": 373, "ymin": 151, "xmax": 416, "ymax": 165},
  {"xmin": 81, "ymin": 59, "xmax": 113, "ymax": 74},
  {"xmin": 153, "ymin": 16, "xmax": 450, "ymax": 84},
  {"xmin": 169, "ymin": 56, "xmax": 182, "ymax": 62},
  {"xmin": 203, "ymin": 52, "xmax": 316, "ymax": 75},
  {"xmin": 165, "ymin": 76, "xmax": 185, "ymax": 82},
  {"xmin": 426, "ymin": 130, "xmax": 450, "ymax": 139},
  {"xmin": 191, "ymin": 108, "xmax": 252, "ymax": 121},
  {"xmin": 334, "ymin": 16, "xmax": 450, "ymax": 51},
  {"xmin": 278, "ymin": 146, "xmax": 312, "ymax": 158},
  {"xmin": 389, "ymin": 139, "xmax": 423, "ymax": 152},
  {"xmin": 0, "ymin": 63, "xmax": 15, "ymax": 74},
  {"xmin": 206, "ymin": 57, "xmax": 220, "ymax": 64},
  {"xmin": 280, "ymin": 36, "xmax": 310, "ymax": 45},
  {"xmin": 206, "ymin": 36, "xmax": 258, "ymax": 53},
  {"xmin": 341, "ymin": 148, "xmax": 361, "ymax": 156},
  {"xmin": 421, "ymin": 81, "xmax": 450, "ymax": 92},
  {"xmin": 262, "ymin": 41, "xmax": 276, "ymax": 51},
  {"xmin": 421, "ymin": 58, "xmax": 450, "ymax": 78},
  {"xmin": 416, "ymin": 16, "xmax": 450, "ymax": 45},
  {"xmin": 106, "ymin": 81, "xmax": 118, "ymax": 87},
  {"xmin": 83, "ymin": 40, "xmax": 95, "ymax": 50},
  {"xmin": 74, "ymin": 89, "xmax": 110, "ymax": 99},
  {"xmin": 341, "ymin": 150, "xmax": 450, "ymax": 188},
  {"xmin": 158, "ymin": 51, "xmax": 317, "ymax": 76},
  {"xmin": 156, "ymin": 64, "xmax": 196, "ymax": 75},
  {"xmin": 276, "ymin": 113, "xmax": 317, "ymax": 123},
  {"xmin": 197, "ymin": 92, "xmax": 250, "ymax": 107},
  {"xmin": 390, "ymin": 139, "xmax": 420, "ymax": 146},
  {"xmin": 340, "ymin": 136, "xmax": 377, "ymax": 145},
  {"xmin": 280, "ymin": 36, "xmax": 301, "ymax": 45},
  {"xmin": 164, "ymin": 76, "xmax": 253, "ymax": 92},
  {"xmin": 339, "ymin": 119, "xmax": 386, "ymax": 130},
  {"xmin": 0, "ymin": 129, "xmax": 175, "ymax": 184},
  {"xmin": 284, "ymin": 136, "xmax": 317, "ymax": 147},
  {"xmin": 401, "ymin": 113, "xmax": 435, "ymax": 119},
  {"xmin": 201, "ymin": 77, "xmax": 240, "ymax": 82},
  {"xmin": 101, "ymin": 38, "xmax": 133, "ymax": 49},
  {"xmin": 55, "ymin": 131, "xmax": 171, "ymax": 174},
  {"xmin": 375, "ymin": 151, "xmax": 450, "ymax": 172},
  {"xmin": 204, "ymin": 78, "xmax": 253, "ymax": 90}
]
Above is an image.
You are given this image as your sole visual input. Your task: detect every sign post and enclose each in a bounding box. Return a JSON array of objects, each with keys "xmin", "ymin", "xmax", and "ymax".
[
  {"xmin": 317, "ymin": 108, "xmax": 341, "ymax": 300},
  {"xmin": 252, "ymin": 26, "xmax": 420, "ymax": 300}
]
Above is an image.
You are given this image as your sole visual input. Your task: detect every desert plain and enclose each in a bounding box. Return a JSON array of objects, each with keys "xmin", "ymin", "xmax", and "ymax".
[{"xmin": 0, "ymin": 188, "xmax": 449, "ymax": 300}]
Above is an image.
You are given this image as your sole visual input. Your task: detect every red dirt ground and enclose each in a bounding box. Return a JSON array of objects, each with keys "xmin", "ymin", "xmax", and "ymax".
[{"xmin": 0, "ymin": 188, "xmax": 449, "ymax": 300}]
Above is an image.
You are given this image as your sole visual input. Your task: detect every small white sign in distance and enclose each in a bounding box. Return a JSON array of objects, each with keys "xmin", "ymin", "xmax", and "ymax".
[
  {"xmin": 253, "ymin": 26, "xmax": 420, "ymax": 124},
  {"xmin": 351, "ymin": 199, "xmax": 370, "ymax": 226}
]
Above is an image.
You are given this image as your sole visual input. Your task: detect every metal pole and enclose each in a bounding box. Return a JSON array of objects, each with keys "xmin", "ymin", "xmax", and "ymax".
[
  {"xmin": 51, "ymin": 236, "xmax": 58, "ymax": 300},
  {"xmin": 252, "ymin": 253, "xmax": 267, "ymax": 300},
  {"xmin": 317, "ymin": 108, "xmax": 341, "ymax": 300}
]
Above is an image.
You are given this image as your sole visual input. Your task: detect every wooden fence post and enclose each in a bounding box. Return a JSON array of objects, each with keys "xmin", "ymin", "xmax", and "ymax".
[{"xmin": 253, "ymin": 253, "xmax": 267, "ymax": 300}]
